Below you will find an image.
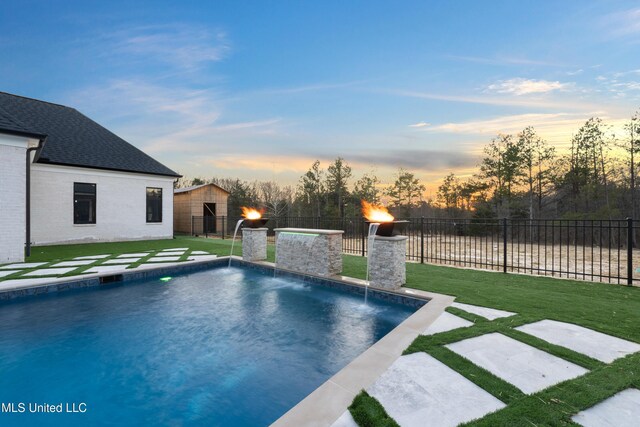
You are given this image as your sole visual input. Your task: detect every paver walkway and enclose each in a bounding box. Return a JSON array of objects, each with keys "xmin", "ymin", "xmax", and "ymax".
[
  {"xmin": 516, "ymin": 319, "xmax": 640, "ymax": 363},
  {"xmin": 342, "ymin": 302, "xmax": 640, "ymax": 426},
  {"xmin": 446, "ymin": 332, "xmax": 588, "ymax": 394},
  {"xmin": 367, "ymin": 352, "xmax": 505, "ymax": 426},
  {"xmin": 0, "ymin": 250, "xmax": 218, "ymax": 284},
  {"xmin": 572, "ymin": 388, "xmax": 640, "ymax": 427}
]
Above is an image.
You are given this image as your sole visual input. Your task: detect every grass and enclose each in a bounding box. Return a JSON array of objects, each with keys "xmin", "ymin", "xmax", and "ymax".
[{"xmin": 8, "ymin": 236, "xmax": 640, "ymax": 425}]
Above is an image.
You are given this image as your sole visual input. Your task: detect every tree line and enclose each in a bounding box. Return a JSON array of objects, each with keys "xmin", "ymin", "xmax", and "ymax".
[
  {"xmin": 175, "ymin": 110, "xmax": 640, "ymax": 220},
  {"xmin": 175, "ymin": 160, "xmax": 426, "ymax": 219},
  {"xmin": 437, "ymin": 110, "xmax": 640, "ymax": 220}
]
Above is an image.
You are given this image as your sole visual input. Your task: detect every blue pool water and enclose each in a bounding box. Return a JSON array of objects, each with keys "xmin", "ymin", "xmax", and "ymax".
[{"xmin": 0, "ymin": 266, "xmax": 417, "ymax": 426}]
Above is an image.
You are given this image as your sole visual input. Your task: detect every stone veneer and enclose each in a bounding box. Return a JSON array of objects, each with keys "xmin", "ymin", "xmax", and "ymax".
[
  {"xmin": 275, "ymin": 228, "xmax": 344, "ymax": 277},
  {"xmin": 242, "ymin": 227, "xmax": 268, "ymax": 262},
  {"xmin": 369, "ymin": 235, "xmax": 407, "ymax": 290}
]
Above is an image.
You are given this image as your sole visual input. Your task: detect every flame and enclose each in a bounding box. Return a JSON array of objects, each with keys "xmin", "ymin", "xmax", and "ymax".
[
  {"xmin": 361, "ymin": 200, "xmax": 394, "ymax": 222},
  {"xmin": 241, "ymin": 207, "xmax": 262, "ymax": 219}
]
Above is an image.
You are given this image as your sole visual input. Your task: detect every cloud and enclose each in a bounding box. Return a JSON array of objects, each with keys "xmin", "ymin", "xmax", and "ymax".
[
  {"xmin": 383, "ymin": 89, "xmax": 595, "ymax": 111},
  {"xmin": 66, "ymin": 79, "xmax": 283, "ymax": 162},
  {"xmin": 485, "ymin": 78, "xmax": 568, "ymax": 95},
  {"xmin": 347, "ymin": 149, "xmax": 478, "ymax": 171},
  {"xmin": 409, "ymin": 122, "xmax": 430, "ymax": 128},
  {"xmin": 101, "ymin": 24, "xmax": 230, "ymax": 72},
  {"xmin": 602, "ymin": 8, "xmax": 640, "ymax": 38}
]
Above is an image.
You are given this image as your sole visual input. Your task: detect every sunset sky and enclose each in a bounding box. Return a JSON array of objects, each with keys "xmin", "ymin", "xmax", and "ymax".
[{"xmin": 2, "ymin": 0, "xmax": 640, "ymax": 195}]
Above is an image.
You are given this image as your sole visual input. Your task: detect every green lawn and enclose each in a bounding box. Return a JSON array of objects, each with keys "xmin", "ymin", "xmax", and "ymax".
[{"xmin": 13, "ymin": 236, "xmax": 640, "ymax": 425}]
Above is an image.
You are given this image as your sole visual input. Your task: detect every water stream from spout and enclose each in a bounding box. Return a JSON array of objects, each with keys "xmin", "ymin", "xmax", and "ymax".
[
  {"xmin": 228, "ymin": 219, "xmax": 245, "ymax": 268},
  {"xmin": 365, "ymin": 223, "xmax": 380, "ymax": 305}
]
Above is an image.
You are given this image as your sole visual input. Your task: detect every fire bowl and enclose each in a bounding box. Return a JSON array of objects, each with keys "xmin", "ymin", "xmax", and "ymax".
[
  {"xmin": 242, "ymin": 218, "xmax": 269, "ymax": 228},
  {"xmin": 365, "ymin": 220, "xmax": 409, "ymax": 237}
]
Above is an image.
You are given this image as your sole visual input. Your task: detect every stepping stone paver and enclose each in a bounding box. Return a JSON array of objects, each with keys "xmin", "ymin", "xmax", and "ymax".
[
  {"xmin": 0, "ymin": 270, "xmax": 20, "ymax": 278},
  {"xmin": 116, "ymin": 253, "xmax": 149, "ymax": 258},
  {"xmin": 103, "ymin": 258, "xmax": 141, "ymax": 264},
  {"xmin": 331, "ymin": 411, "xmax": 358, "ymax": 427},
  {"xmin": 51, "ymin": 260, "xmax": 96, "ymax": 267},
  {"xmin": 451, "ymin": 302, "xmax": 516, "ymax": 320},
  {"xmin": 161, "ymin": 247, "xmax": 188, "ymax": 251},
  {"xmin": 516, "ymin": 319, "xmax": 640, "ymax": 363},
  {"xmin": 571, "ymin": 388, "xmax": 640, "ymax": 427},
  {"xmin": 367, "ymin": 352, "xmax": 505, "ymax": 426},
  {"xmin": 23, "ymin": 267, "xmax": 77, "ymax": 277},
  {"xmin": 446, "ymin": 332, "xmax": 588, "ymax": 394},
  {"xmin": 73, "ymin": 254, "xmax": 110, "ymax": 260},
  {"xmin": 85, "ymin": 265, "xmax": 132, "ymax": 274},
  {"xmin": 148, "ymin": 256, "xmax": 181, "ymax": 262},
  {"xmin": 422, "ymin": 311, "xmax": 473, "ymax": 335},
  {"xmin": 187, "ymin": 255, "xmax": 218, "ymax": 261},
  {"xmin": 0, "ymin": 262, "xmax": 47, "ymax": 270},
  {"xmin": 191, "ymin": 251, "xmax": 210, "ymax": 255},
  {"xmin": 156, "ymin": 251, "xmax": 185, "ymax": 257}
]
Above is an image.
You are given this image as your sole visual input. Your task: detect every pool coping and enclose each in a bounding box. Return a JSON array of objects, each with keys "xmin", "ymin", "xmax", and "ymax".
[{"xmin": 0, "ymin": 256, "xmax": 455, "ymax": 427}]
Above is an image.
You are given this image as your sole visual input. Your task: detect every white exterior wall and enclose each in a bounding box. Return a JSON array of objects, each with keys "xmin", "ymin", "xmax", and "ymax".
[
  {"xmin": 31, "ymin": 164, "xmax": 175, "ymax": 245},
  {"xmin": 0, "ymin": 134, "xmax": 35, "ymax": 263}
]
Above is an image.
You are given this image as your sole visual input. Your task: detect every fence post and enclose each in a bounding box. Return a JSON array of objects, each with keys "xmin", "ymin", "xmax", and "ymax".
[
  {"xmin": 503, "ymin": 217, "xmax": 508, "ymax": 273},
  {"xmin": 627, "ymin": 217, "xmax": 633, "ymax": 286},
  {"xmin": 420, "ymin": 217, "xmax": 425, "ymax": 264},
  {"xmin": 361, "ymin": 219, "xmax": 366, "ymax": 257},
  {"xmin": 222, "ymin": 216, "xmax": 225, "ymax": 240}
]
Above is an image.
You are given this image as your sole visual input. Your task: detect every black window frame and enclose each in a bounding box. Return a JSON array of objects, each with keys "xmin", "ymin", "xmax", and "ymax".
[
  {"xmin": 146, "ymin": 187, "xmax": 163, "ymax": 223},
  {"xmin": 73, "ymin": 182, "xmax": 96, "ymax": 225}
]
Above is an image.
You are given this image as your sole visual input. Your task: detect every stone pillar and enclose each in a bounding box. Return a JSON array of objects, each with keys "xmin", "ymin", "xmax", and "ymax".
[
  {"xmin": 242, "ymin": 227, "xmax": 268, "ymax": 262},
  {"xmin": 369, "ymin": 235, "xmax": 407, "ymax": 290}
]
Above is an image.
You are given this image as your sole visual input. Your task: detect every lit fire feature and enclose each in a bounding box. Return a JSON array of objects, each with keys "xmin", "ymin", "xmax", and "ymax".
[
  {"xmin": 241, "ymin": 207, "xmax": 269, "ymax": 228},
  {"xmin": 361, "ymin": 200, "xmax": 394, "ymax": 223},
  {"xmin": 361, "ymin": 200, "xmax": 408, "ymax": 237},
  {"xmin": 241, "ymin": 207, "xmax": 262, "ymax": 220}
]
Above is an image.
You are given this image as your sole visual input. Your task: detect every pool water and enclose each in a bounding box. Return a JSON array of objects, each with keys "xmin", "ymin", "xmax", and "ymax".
[{"xmin": 0, "ymin": 266, "xmax": 417, "ymax": 426}]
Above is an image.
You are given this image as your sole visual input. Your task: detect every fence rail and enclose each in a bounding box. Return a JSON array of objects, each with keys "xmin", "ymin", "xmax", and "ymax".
[{"xmin": 190, "ymin": 215, "xmax": 640, "ymax": 286}]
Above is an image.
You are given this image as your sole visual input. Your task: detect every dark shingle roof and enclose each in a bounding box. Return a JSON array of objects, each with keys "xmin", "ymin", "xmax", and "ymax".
[{"xmin": 0, "ymin": 92, "xmax": 180, "ymax": 177}]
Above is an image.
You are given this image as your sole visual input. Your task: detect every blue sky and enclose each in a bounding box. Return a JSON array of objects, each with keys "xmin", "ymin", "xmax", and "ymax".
[{"xmin": 2, "ymin": 0, "xmax": 640, "ymax": 193}]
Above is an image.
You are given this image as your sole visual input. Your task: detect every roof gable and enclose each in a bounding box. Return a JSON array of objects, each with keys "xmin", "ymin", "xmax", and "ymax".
[{"xmin": 0, "ymin": 92, "xmax": 180, "ymax": 177}]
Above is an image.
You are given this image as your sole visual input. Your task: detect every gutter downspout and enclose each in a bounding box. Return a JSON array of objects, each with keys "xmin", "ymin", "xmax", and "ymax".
[{"xmin": 25, "ymin": 138, "xmax": 45, "ymax": 258}]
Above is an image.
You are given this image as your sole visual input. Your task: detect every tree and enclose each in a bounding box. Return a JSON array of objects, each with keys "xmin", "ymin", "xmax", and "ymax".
[
  {"xmin": 259, "ymin": 181, "xmax": 292, "ymax": 218},
  {"xmin": 325, "ymin": 158, "xmax": 352, "ymax": 217},
  {"xmin": 623, "ymin": 111, "xmax": 640, "ymax": 219},
  {"xmin": 385, "ymin": 168, "xmax": 426, "ymax": 217},
  {"xmin": 479, "ymin": 134, "xmax": 525, "ymax": 216},
  {"xmin": 297, "ymin": 160, "xmax": 324, "ymax": 217},
  {"xmin": 191, "ymin": 177, "xmax": 206, "ymax": 186},
  {"xmin": 437, "ymin": 173, "xmax": 461, "ymax": 213},
  {"xmin": 353, "ymin": 172, "xmax": 381, "ymax": 205},
  {"xmin": 517, "ymin": 127, "xmax": 555, "ymax": 219}
]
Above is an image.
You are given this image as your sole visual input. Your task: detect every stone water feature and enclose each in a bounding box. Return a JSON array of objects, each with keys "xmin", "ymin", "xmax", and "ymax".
[{"xmin": 274, "ymin": 228, "xmax": 344, "ymax": 277}]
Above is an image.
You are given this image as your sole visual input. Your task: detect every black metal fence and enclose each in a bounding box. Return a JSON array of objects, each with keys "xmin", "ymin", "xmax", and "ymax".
[{"xmin": 190, "ymin": 215, "xmax": 640, "ymax": 286}]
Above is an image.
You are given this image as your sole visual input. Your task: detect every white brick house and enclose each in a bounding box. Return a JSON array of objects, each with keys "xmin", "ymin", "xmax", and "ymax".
[{"xmin": 0, "ymin": 92, "xmax": 181, "ymax": 264}]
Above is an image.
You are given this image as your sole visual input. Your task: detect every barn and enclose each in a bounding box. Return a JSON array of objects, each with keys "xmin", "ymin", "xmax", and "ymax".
[{"xmin": 173, "ymin": 183, "xmax": 230, "ymax": 235}]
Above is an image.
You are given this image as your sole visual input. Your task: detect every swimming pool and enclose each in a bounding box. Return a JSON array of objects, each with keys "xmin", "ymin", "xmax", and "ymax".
[{"xmin": 0, "ymin": 265, "xmax": 419, "ymax": 426}]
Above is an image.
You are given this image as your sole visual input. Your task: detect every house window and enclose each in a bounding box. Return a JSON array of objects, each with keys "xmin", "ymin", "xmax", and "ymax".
[
  {"xmin": 146, "ymin": 187, "xmax": 162, "ymax": 223},
  {"xmin": 74, "ymin": 182, "xmax": 96, "ymax": 224}
]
